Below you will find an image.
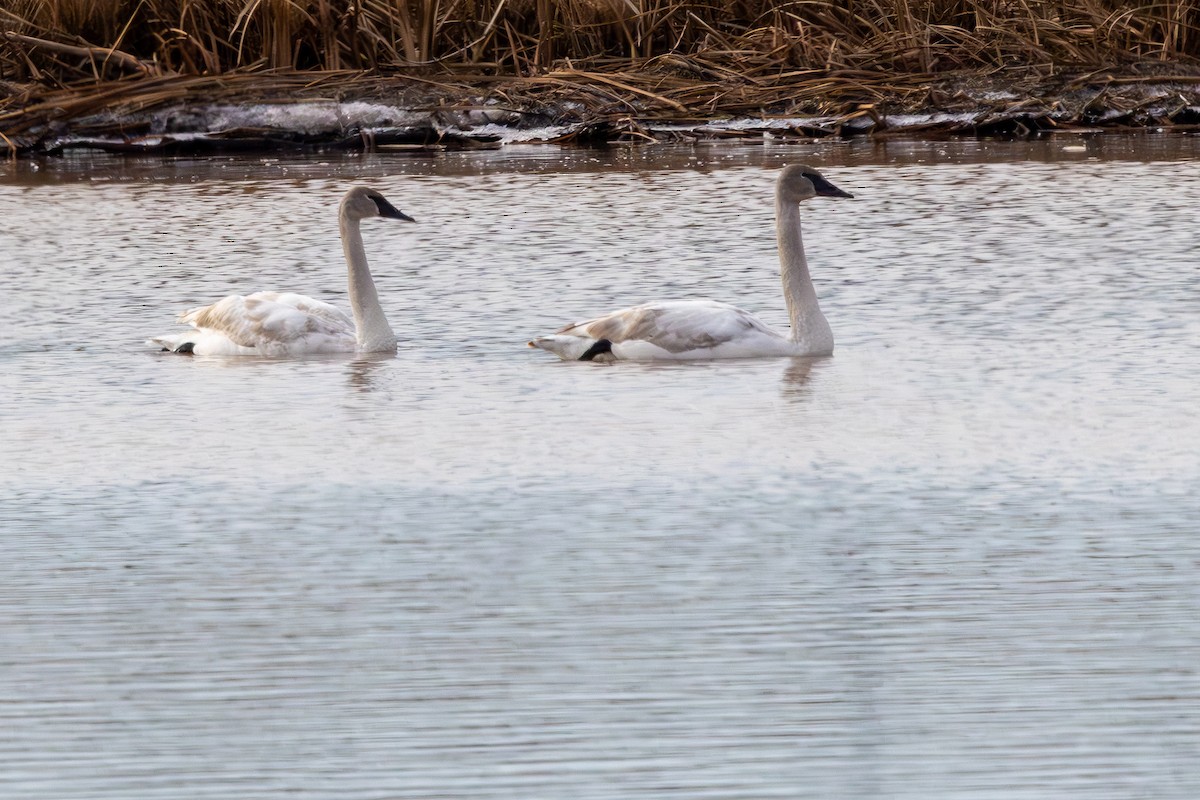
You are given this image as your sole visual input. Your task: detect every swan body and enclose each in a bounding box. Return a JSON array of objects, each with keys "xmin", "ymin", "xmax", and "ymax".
[
  {"xmin": 529, "ymin": 165, "xmax": 851, "ymax": 362},
  {"xmin": 149, "ymin": 187, "xmax": 414, "ymax": 356},
  {"xmin": 533, "ymin": 299, "xmax": 813, "ymax": 361}
]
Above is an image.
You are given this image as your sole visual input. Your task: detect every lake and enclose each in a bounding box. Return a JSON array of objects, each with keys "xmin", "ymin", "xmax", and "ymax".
[{"xmin": 2, "ymin": 136, "xmax": 1199, "ymax": 799}]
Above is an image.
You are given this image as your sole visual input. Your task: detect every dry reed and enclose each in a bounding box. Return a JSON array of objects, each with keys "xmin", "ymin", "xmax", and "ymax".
[
  {"xmin": 4, "ymin": 0, "xmax": 1199, "ymax": 80},
  {"xmin": 3, "ymin": 1, "xmax": 1200, "ymax": 152}
]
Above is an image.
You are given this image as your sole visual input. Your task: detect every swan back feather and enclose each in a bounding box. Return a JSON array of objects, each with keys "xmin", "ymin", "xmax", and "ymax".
[
  {"xmin": 175, "ymin": 292, "xmax": 356, "ymax": 356},
  {"xmin": 530, "ymin": 300, "xmax": 800, "ymax": 361}
]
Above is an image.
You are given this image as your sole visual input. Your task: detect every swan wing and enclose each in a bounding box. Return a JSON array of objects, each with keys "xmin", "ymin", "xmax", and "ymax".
[
  {"xmin": 164, "ymin": 291, "xmax": 356, "ymax": 355},
  {"xmin": 566, "ymin": 300, "xmax": 782, "ymax": 352},
  {"xmin": 531, "ymin": 299, "xmax": 796, "ymax": 361}
]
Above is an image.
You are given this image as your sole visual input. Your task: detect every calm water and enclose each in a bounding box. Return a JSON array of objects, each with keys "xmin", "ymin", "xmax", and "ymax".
[{"xmin": 2, "ymin": 137, "xmax": 1199, "ymax": 799}]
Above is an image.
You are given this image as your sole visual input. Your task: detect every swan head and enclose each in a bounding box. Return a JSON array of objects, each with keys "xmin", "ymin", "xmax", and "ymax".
[
  {"xmin": 341, "ymin": 186, "xmax": 416, "ymax": 223},
  {"xmin": 777, "ymin": 165, "xmax": 853, "ymax": 203}
]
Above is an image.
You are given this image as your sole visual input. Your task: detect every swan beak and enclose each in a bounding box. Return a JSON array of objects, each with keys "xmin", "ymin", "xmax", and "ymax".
[
  {"xmin": 375, "ymin": 197, "xmax": 416, "ymax": 222},
  {"xmin": 813, "ymin": 175, "xmax": 853, "ymax": 199}
]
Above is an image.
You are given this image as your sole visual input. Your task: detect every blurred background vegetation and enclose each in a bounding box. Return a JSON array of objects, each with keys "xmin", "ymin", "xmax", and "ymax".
[{"xmin": 3, "ymin": 0, "xmax": 1199, "ymax": 83}]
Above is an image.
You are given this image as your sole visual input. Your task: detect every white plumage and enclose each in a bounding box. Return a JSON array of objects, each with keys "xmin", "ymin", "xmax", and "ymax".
[
  {"xmin": 151, "ymin": 292, "xmax": 357, "ymax": 356},
  {"xmin": 535, "ymin": 299, "xmax": 806, "ymax": 361},
  {"xmin": 529, "ymin": 164, "xmax": 852, "ymax": 362},
  {"xmin": 148, "ymin": 187, "xmax": 414, "ymax": 357}
]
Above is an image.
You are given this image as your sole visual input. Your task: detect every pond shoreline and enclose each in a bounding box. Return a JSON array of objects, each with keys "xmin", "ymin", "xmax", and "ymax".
[{"xmin": 5, "ymin": 65, "xmax": 1200, "ymax": 157}]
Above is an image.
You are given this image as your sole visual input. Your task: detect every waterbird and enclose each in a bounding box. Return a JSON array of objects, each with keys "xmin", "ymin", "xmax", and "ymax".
[
  {"xmin": 148, "ymin": 186, "xmax": 414, "ymax": 356},
  {"xmin": 528, "ymin": 164, "xmax": 852, "ymax": 361}
]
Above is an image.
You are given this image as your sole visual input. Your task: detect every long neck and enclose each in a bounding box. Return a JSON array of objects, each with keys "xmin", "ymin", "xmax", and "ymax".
[
  {"xmin": 775, "ymin": 192, "xmax": 831, "ymax": 349},
  {"xmin": 340, "ymin": 214, "xmax": 397, "ymax": 352}
]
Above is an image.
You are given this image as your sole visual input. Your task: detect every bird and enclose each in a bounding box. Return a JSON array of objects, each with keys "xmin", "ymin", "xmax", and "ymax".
[
  {"xmin": 148, "ymin": 186, "xmax": 414, "ymax": 356},
  {"xmin": 528, "ymin": 164, "xmax": 852, "ymax": 361}
]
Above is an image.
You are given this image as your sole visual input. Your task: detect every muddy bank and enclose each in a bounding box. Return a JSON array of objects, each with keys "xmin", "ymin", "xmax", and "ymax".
[{"xmin": 4, "ymin": 65, "xmax": 1200, "ymax": 157}]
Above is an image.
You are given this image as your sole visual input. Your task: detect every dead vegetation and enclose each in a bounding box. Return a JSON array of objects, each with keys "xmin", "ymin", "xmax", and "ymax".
[{"xmin": 3, "ymin": 1, "xmax": 1200, "ymax": 154}]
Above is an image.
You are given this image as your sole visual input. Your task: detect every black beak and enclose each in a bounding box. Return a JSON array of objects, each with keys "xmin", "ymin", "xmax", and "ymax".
[
  {"xmin": 373, "ymin": 196, "xmax": 416, "ymax": 222},
  {"xmin": 807, "ymin": 172, "xmax": 854, "ymax": 199}
]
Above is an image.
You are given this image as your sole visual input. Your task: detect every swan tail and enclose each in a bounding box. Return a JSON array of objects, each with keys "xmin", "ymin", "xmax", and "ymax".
[
  {"xmin": 528, "ymin": 335, "xmax": 614, "ymax": 362},
  {"xmin": 147, "ymin": 334, "xmax": 197, "ymax": 354},
  {"xmin": 528, "ymin": 336, "xmax": 574, "ymax": 360}
]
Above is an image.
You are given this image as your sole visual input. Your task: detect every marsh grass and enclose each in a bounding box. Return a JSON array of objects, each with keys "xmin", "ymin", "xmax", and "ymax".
[
  {"xmin": 3, "ymin": 1, "xmax": 1200, "ymax": 153},
  {"xmin": 4, "ymin": 0, "xmax": 1199, "ymax": 80}
]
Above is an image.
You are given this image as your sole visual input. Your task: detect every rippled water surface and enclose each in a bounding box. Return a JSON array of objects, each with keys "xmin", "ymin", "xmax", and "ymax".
[{"xmin": 2, "ymin": 137, "xmax": 1199, "ymax": 799}]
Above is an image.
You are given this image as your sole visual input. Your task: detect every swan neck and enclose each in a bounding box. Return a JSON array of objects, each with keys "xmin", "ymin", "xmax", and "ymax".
[
  {"xmin": 776, "ymin": 193, "xmax": 831, "ymax": 351},
  {"xmin": 340, "ymin": 213, "xmax": 396, "ymax": 352}
]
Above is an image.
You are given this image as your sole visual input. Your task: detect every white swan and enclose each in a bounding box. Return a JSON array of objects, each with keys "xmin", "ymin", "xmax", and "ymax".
[
  {"xmin": 148, "ymin": 186, "xmax": 414, "ymax": 356},
  {"xmin": 528, "ymin": 164, "xmax": 852, "ymax": 361}
]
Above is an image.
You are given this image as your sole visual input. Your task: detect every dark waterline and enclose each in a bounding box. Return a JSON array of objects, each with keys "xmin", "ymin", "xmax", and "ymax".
[{"xmin": 6, "ymin": 132, "xmax": 1200, "ymax": 186}]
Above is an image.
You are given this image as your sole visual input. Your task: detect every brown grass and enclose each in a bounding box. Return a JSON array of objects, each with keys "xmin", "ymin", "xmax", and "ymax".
[
  {"xmin": 4, "ymin": 0, "xmax": 1200, "ymax": 80},
  {"xmin": 3, "ymin": 1, "xmax": 1200, "ymax": 154}
]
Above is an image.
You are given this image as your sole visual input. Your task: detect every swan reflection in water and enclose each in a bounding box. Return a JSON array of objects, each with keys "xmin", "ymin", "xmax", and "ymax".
[
  {"xmin": 345, "ymin": 352, "xmax": 396, "ymax": 394},
  {"xmin": 780, "ymin": 356, "xmax": 829, "ymax": 402}
]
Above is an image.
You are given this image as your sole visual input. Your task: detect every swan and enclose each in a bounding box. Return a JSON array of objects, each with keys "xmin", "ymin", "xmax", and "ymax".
[
  {"xmin": 528, "ymin": 164, "xmax": 852, "ymax": 361},
  {"xmin": 148, "ymin": 186, "xmax": 414, "ymax": 356}
]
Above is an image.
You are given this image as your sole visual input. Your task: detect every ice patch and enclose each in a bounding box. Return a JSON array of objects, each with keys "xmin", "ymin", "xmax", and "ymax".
[
  {"xmin": 975, "ymin": 90, "xmax": 1021, "ymax": 101},
  {"xmin": 1090, "ymin": 108, "xmax": 1131, "ymax": 122},
  {"xmin": 648, "ymin": 116, "xmax": 841, "ymax": 134},
  {"xmin": 649, "ymin": 112, "xmax": 982, "ymax": 134},
  {"xmin": 882, "ymin": 112, "xmax": 981, "ymax": 128},
  {"xmin": 703, "ymin": 116, "xmax": 839, "ymax": 131},
  {"xmin": 445, "ymin": 122, "xmax": 580, "ymax": 143},
  {"xmin": 199, "ymin": 101, "xmax": 425, "ymax": 134}
]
